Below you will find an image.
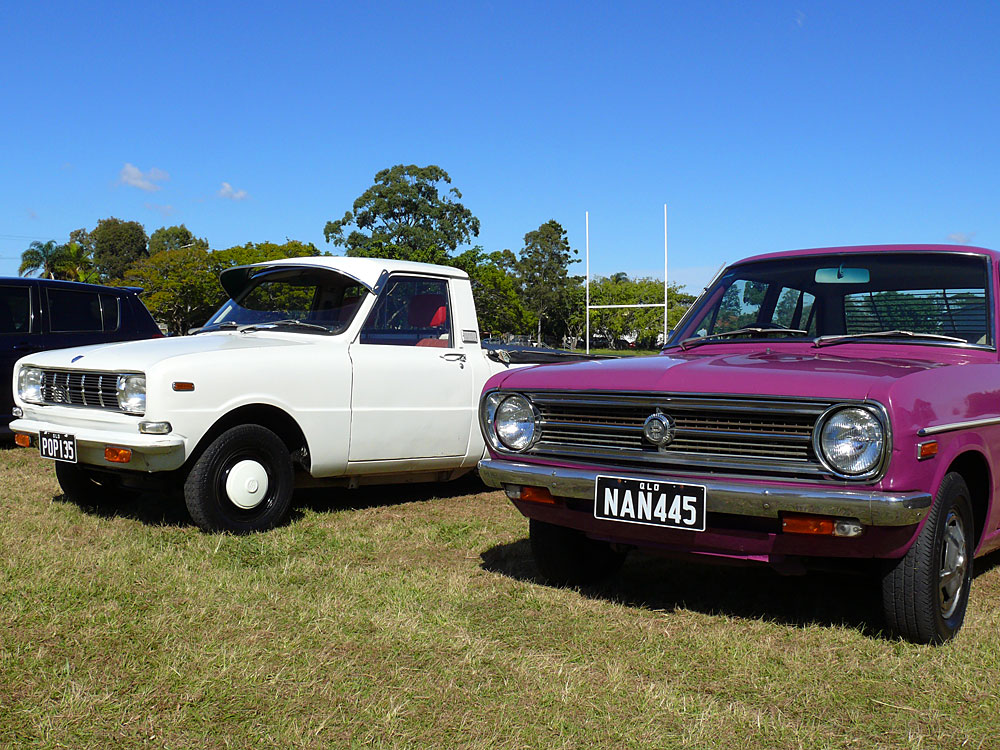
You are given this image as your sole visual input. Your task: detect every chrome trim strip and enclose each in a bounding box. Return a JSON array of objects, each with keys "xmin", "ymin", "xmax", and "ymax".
[
  {"xmin": 479, "ymin": 459, "xmax": 931, "ymax": 527},
  {"xmin": 918, "ymin": 416, "xmax": 1000, "ymax": 436}
]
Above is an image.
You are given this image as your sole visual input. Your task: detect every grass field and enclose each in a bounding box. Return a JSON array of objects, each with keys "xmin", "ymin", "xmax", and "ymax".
[{"xmin": 3, "ymin": 447, "xmax": 1000, "ymax": 749}]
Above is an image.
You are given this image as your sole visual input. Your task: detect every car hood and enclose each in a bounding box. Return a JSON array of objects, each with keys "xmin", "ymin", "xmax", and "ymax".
[
  {"xmin": 492, "ymin": 347, "xmax": 953, "ymax": 402},
  {"xmin": 18, "ymin": 332, "xmax": 314, "ymax": 372}
]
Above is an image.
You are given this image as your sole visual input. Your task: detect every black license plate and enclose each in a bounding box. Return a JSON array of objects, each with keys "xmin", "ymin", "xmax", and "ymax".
[
  {"xmin": 594, "ymin": 475, "xmax": 706, "ymax": 531},
  {"xmin": 39, "ymin": 431, "xmax": 77, "ymax": 463}
]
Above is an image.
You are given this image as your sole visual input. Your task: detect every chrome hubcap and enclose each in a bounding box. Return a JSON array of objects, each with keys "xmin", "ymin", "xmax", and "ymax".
[
  {"xmin": 939, "ymin": 510, "xmax": 968, "ymax": 619},
  {"xmin": 224, "ymin": 459, "xmax": 270, "ymax": 510}
]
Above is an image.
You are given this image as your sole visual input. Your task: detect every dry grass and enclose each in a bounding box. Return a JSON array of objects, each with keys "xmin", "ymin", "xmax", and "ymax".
[{"xmin": 3, "ymin": 446, "xmax": 1000, "ymax": 749}]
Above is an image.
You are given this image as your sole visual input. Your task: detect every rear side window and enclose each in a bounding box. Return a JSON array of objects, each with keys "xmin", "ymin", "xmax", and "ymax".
[
  {"xmin": 48, "ymin": 289, "xmax": 120, "ymax": 332},
  {"xmin": 0, "ymin": 286, "xmax": 32, "ymax": 334}
]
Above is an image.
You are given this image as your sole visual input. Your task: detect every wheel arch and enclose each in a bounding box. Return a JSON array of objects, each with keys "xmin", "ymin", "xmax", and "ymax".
[
  {"xmin": 945, "ymin": 450, "xmax": 991, "ymax": 549},
  {"xmin": 189, "ymin": 403, "xmax": 310, "ymax": 471}
]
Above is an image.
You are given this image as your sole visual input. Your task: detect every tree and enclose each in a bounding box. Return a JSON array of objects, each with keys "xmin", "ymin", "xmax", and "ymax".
[
  {"xmin": 589, "ymin": 275, "xmax": 694, "ymax": 348},
  {"xmin": 517, "ymin": 220, "xmax": 580, "ymax": 343},
  {"xmin": 450, "ymin": 248, "xmax": 532, "ymax": 336},
  {"xmin": 91, "ymin": 217, "xmax": 148, "ymax": 281},
  {"xmin": 210, "ymin": 240, "xmax": 321, "ymax": 274},
  {"xmin": 149, "ymin": 225, "xmax": 209, "ymax": 255},
  {"xmin": 55, "ymin": 241, "xmax": 97, "ymax": 283},
  {"xmin": 324, "ymin": 165, "xmax": 480, "ymax": 264},
  {"xmin": 124, "ymin": 247, "xmax": 219, "ymax": 335},
  {"xmin": 19, "ymin": 240, "xmax": 68, "ymax": 279}
]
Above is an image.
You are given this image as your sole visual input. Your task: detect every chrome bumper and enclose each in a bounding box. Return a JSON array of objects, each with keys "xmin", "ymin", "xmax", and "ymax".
[{"xmin": 478, "ymin": 459, "xmax": 932, "ymax": 527}]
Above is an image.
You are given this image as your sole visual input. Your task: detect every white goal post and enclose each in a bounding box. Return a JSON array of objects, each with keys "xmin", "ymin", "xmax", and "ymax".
[{"xmin": 585, "ymin": 205, "xmax": 669, "ymax": 354}]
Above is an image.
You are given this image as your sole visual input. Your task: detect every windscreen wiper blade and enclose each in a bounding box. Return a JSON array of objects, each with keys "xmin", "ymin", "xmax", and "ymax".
[
  {"xmin": 679, "ymin": 327, "xmax": 808, "ymax": 350},
  {"xmin": 189, "ymin": 321, "xmax": 239, "ymax": 334},
  {"xmin": 813, "ymin": 330, "xmax": 969, "ymax": 348},
  {"xmin": 238, "ymin": 319, "xmax": 333, "ymax": 335}
]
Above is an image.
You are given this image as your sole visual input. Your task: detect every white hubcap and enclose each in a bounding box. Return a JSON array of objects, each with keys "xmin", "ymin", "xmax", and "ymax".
[{"xmin": 225, "ymin": 460, "xmax": 270, "ymax": 509}]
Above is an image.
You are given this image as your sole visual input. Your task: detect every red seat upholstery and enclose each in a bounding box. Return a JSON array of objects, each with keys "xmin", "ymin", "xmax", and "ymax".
[{"xmin": 408, "ymin": 294, "xmax": 448, "ymax": 328}]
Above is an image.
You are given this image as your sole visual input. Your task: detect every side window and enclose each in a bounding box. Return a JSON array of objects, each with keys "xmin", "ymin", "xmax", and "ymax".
[
  {"xmin": 47, "ymin": 289, "xmax": 103, "ymax": 333},
  {"xmin": 701, "ymin": 279, "xmax": 769, "ymax": 335},
  {"xmin": 100, "ymin": 294, "xmax": 121, "ymax": 331},
  {"xmin": 0, "ymin": 286, "xmax": 32, "ymax": 334},
  {"xmin": 360, "ymin": 276, "xmax": 452, "ymax": 347},
  {"xmin": 773, "ymin": 287, "xmax": 816, "ymax": 333}
]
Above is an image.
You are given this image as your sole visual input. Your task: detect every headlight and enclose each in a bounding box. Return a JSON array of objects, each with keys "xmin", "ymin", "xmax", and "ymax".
[
  {"xmin": 17, "ymin": 367, "xmax": 43, "ymax": 404},
  {"xmin": 117, "ymin": 374, "xmax": 146, "ymax": 415},
  {"xmin": 493, "ymin": 394, "xmax": 538, "ymax": 452},
  {"xmin": 816, "ymin": 406, "xmax": 885, "ymax": 477}
]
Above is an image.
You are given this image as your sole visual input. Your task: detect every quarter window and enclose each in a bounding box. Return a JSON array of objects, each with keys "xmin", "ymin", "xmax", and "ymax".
[{"xmin": 48, "ymin": 289, "xmax": 106, "ymax": 332}]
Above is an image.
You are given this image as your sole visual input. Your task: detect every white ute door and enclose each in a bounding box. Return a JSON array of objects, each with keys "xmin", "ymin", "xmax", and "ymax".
[{"xmin": 348, "ymin": 275, "xmax": 474, "ymax": 461}]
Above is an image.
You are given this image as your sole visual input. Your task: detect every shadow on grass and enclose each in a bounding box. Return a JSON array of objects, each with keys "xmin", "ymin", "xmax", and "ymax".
[
  {"xmin": 482, "ymin": 538, "xmax": 896, "ymax": 638},
  {"xmin": 54, "ymin": 473, "xmax": 491, "ymax": 529}
]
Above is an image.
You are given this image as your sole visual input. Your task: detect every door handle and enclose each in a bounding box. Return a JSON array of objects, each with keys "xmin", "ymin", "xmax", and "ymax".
[{"xmin": 440, "ymin": 353, "xmax": 467, "ymax": 362}]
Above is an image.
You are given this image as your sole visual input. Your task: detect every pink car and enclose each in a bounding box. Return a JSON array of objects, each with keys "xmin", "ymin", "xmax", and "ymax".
[{"xmin": 479, "ymin": 245, "xmax": 999, "ymax": 644}]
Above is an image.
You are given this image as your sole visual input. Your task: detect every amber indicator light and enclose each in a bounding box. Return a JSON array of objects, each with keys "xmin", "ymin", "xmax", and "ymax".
[
  {"xmin": 14, "ymin": 433, "xmax": 30, "ymax": 448},
  {"xmin": 782, "ymin": 513, "xmax": 835, "ymax": 535},
  {"xmin": 104, "ymin": 446, "xmax": 133, "ymax": 463},
  {"xmin": 917, "ymin": 441, "xmax": 939, "ymax": 460},
  {"xmin": 521, "ymin": 486, "xmax": 557, "ymax": 504},
  {"xmin": 172, "ymin": 382, "xmax": 195, "ymax": 392}
]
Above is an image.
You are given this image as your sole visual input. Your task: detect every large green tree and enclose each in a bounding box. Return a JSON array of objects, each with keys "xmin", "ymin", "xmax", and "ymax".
[
  {"xmin": 91, "ymin": 217, "xmax": 149, "ymax": 281},
  {"xmin": 450, "ymin": 248, "xmax": 532, "ymax": 336},
  {"xmin": 19, "ymin": 240, "xmax": 68, "ymax": 279},
  {"xmin": 517, "ymin": 220, "xmax": 580, "ymax": 343},
  {"xmin": 589, "ymin": 275, "xmax": 694, "ymax": 349},
  {"xmin": 324, "ymin": 165, "xmax": 480, "ymax": 264},
  {"xmin": 149, "ymin": 224, "xmax": 209, "ymax": 255}
]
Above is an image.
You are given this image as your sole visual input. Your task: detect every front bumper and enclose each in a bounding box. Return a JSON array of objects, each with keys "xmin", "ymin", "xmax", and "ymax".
[
  {"xmin": 478, "ymin": 458, "xmax": 931, "ymax": 527},
  {"xmin": 11, "ymin": 417, "xmax": 187, "ymax": 472}
]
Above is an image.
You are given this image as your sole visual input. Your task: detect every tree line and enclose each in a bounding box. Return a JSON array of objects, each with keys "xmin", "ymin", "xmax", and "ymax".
[{"xmin": 20, "ymin": 164, "xmax": 693, "ymax": 345}]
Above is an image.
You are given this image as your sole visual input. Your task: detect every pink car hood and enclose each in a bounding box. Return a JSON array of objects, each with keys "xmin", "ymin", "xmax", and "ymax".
[{"xmin": 489, "ymin": 345, "xmax": 956, "ymax": 402}]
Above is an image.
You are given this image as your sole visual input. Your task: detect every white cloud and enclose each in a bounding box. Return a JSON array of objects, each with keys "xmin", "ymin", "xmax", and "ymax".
[
  {"xmin": 144, "ymin": 202, "xmax": 175, "ymax": 217},
  {"xmin": 120, "ymin": 163, "xmax": 169, "ymax": 192},
  {"xmin": 947, "ymin": 232, "xmax": 976, "ymax": 245},
  {"xmin": 218, "ymin": 181, "xmax": 249, "ymax": 201}
]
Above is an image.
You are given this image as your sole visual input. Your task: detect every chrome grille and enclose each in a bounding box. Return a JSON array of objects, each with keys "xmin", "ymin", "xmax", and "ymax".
[
  {"xmin": 524, "ymin": 392, "xmax": 832, "ymax": 478},
  {"xmin": 39, "ymin": 369, "xmax": 120, "ymax": 411}
]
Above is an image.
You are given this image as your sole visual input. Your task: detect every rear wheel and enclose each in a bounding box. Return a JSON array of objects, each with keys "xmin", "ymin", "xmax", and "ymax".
[
  {"xmin": 529, "ymin": 519, "xmax": 627, "ymax": 585},
  {"xmin": 183, "ymin": 425, "xmax": 294, "ymax": 534},
  {"xmin": 881, "ymin": 472, "xmax": 974, "ymax": 644}
]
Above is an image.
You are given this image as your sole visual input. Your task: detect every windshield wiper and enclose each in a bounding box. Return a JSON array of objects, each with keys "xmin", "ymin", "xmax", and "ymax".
[
  {"xmin": 679, "ymin": 327, "xmax": 808, "ymax": 350},
  {"xmin": 813, "ymin": 330, "xmax": 970, "ymax": 348},
  {"xmin": 238, "ymin": 319, "xmax": 333, "ymax": 335},
  {"xmin": 189, "ymin": 321, "xmax": 239, "ymax": 334}
]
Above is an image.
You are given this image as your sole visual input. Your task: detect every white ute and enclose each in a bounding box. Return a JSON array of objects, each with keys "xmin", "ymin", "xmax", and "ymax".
[{"xmin": 10, "ymin": 257, "xmax": 524, "ymax": 532}]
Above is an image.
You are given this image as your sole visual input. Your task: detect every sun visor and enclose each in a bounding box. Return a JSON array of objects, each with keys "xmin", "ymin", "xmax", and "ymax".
[{"xmin": 219, "ymin": 263, "xmax": 375, "ymax": 300}]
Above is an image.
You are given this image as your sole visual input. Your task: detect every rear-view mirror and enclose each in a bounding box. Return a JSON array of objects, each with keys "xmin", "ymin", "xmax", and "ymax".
[{"xmin": 815, "ymin": 266, "xmax": 870, "ymax": 284}]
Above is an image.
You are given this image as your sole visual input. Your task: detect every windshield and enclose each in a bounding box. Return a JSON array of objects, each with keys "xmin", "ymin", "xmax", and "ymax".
[
  {"xmin": 672, "ymin": 252, "xmax": 992, "ymax": 349},
  {"xmin": 199, "ymin": 267, "xmax": 370, "ymax": 334}
]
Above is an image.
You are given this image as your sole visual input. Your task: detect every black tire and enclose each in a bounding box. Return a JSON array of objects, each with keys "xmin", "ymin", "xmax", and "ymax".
[
  {"xmin": 55, "ymin": 462, "xmax": 134, "ymax": 504},
  {"xmin": 881, "ymin": 472, "xmax": 974, "ymax": 644},
  {"xmin": 529, "ymin": 518, "xmax": 627, "ymax": 586},
  {"xmin": 183, "ymin": 425, "xmax": 294, "ymax": 534}
]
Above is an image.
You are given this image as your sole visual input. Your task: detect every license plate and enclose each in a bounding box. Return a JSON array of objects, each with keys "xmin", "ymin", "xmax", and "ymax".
[
  {"xmin": 594, "ymin": 475, "xmax": 706, "ymax": 532},
  {"xmin": 39, "ymin": 431, "xmax": 77, "ymax": 463}
]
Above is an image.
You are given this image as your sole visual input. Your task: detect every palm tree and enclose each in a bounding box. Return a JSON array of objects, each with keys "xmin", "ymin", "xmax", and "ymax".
[
  {"xmin": 55, "ymin": 241, "xmax": 97, "ymax": 283},
  {"xmin": 19, "ymin": 240, "xmax": 67, "ymax": 279}
]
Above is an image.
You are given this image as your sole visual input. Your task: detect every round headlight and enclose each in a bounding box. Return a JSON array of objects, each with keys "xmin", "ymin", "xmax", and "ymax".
[
  {"xmin": 494, "ymin": 394, "xmax": 538, "ymax": 452},
  {"xmin": 18, "ymin": 367, "xmax": 44, "ymax": 404},
  {"xmin": 117, "ymin": 374, "xmax": 146, "ymax": 415},
  {"xmin": 818, "ymin": 407, "xmax": 885, "ymax": 476}
]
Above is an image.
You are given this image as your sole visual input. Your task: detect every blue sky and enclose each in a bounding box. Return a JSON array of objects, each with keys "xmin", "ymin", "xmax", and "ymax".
[{"xmin": 2, "ymin": 1, "xmax": 999, "ymax": 294}]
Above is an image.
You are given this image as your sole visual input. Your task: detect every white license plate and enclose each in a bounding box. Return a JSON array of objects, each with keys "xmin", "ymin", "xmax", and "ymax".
[
  {"xmin": 594, "ymin": 475, "xmax": 706, "ymax": 531},
  {"xmin": 39, "ymin": 431, "xmax": 77, "ymax": 463}
]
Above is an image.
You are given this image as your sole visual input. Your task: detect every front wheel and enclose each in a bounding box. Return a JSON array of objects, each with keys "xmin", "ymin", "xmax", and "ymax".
[
  {"xmin": 184, "ymin": 425, "xmax": 294, "ymax": 534},
  {"xmin": 529, "ymin": 519, "xmax": 627, "ymax": 586},
  {"xmin": 881, "ymin": 472, "xmax": 974, "ymax": 644}
]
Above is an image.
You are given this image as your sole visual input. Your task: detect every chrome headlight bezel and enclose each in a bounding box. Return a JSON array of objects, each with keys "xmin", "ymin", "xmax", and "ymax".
[
  {"xmin": 480, "ymin": 391, "xmax": 539, "ymax": 453},
  {"xmin": 117, "ymin": 374, "xmax": 146, "ymax": 415},
  {"xmin": 812, "ymin": 404, "xmax": 889, "ymax": 480},
  {"xmin": 17, "ymin": 366, "xmax": 44, "ymax": 404}
]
